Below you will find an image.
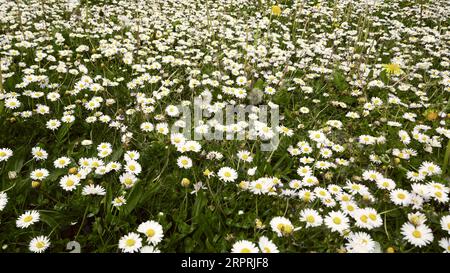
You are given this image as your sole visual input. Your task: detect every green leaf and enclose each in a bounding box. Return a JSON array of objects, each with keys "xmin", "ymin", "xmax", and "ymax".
[
  {"xmin": 332, "ymin": 70, "xmax": 348, "ymax": 92},
  {"xmin": 56, "ymin": 123, "xmax": 71, "ymax": 144},
  {"xmin": 47, "ymin": 169, "xmax": 67, "ymax": 182},
  {"xmin": 40, "ymin": 210, "xmax": 63, "ymax": 229},
  {"xmin": 109, "ymin": 146, "xmax": 124, "ymax": 162},
  {"xmin": 253, "ymin": 78, "xmax": 265, "ymax": 90}
]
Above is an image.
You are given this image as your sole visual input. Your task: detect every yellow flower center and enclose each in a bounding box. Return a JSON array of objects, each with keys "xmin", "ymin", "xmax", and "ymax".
[
  {"xmin": 124, "ymin": 178, "xmax": 133, "ymax": 185},
  {"xmin": 277, "ymin": 223, "xmax": 293, "ymax": 234},
  {"xmin": 146, "ymin": 229, "xmax": 155, "ymax": 237},
  {"xmin": 66, "ymin": 180, "xmax": 74, "ymax": 187},
  {"xmin": 23, "ymin": 215, "xmax": 33, "ymax": 223},
  {"xmin": 306, "ymin": 215, "xmax": 315, "ymax": 223},
  {"xmin": 412, "ymin": 230, "xmax": 422, "ymax": 238},
  {"xmin": 369, "ymin": 214, "xmax": 377, "ymax": 221},
  {"xmin": 397, "ymin": 193, "xmax": 405, "ymax": 200},
  {"xmin": 125, "ymin": 239, "xmax": 136, "ymax": 247},
  {"xmin": 36, "ymin": 241, "xmax": 45, "ymax": 249},
  {"xmin": 360, "ymin": 215, "xmax": 368, "ymax": 223},
  {"xmin": 333, "ymin": 217, "xmax": 341, "ymax": 225},
  {"xmin": 241, "ymin": 248, "xmax": 251, "ymax": 253}
]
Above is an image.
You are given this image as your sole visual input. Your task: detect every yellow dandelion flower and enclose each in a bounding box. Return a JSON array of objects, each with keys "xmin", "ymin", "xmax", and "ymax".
[
  {"xmin": 425, "ymin": 110, "xmax": 438, "ymax": 121},
  {"xmin": 383, "ymin": 63, "xmax": 402, "ymax": 75}
]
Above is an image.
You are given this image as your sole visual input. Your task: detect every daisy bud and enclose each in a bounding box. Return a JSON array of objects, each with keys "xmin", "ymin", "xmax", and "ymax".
[
  {"xmin": 69, "ymin": 167, "xmax": 77, "ymax": 174},
  {"xmin": 386, "ymin": 247, "xmax": 395, "ymax": 253},
  {"xmin": 81, "ymin": 140, "xmax": 93, "ymax": 146},
  {"xmin": 239, "ymin": 181, "xmax": 249, "ymax": 190},
  {"xmin": 394, "ymin": 158, "xmax": 401, "ymax": 164},
  {"xmin": 352, "ymin": 175, "xmax": 362, "ymax": 181},
  {"xmin": 8, "ymin": 171, "xmax": 17, "ymax": 180},
  {"xmin": 255, "ymin": 219, "xmax": 263, "ymax": 229}
]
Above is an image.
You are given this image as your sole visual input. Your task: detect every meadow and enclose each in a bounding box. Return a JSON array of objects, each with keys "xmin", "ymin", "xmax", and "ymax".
[{"xmin": 0, "ymin": 0, "xmax": 449, "ymax": 253}]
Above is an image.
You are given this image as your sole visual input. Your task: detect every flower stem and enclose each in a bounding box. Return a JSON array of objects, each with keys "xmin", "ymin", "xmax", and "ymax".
[{"xmin": 75, "ymin": 205, "xmax": 89, "ymax": 240}]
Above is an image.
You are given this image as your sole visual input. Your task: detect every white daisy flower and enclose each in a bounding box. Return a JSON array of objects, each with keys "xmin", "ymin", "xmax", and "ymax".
[
  {"xmin": 137, "ymin": 220, "xmax": 164, "ymax": 245},
  {"xmin": 118, "ymin": 232, "xmax": 142, "ymax": 253},
  {"xmin": 231, "ymin": 240, "xmax": 259, "ymax": 253},
  {"xmin": 29, "ymin": 236, "xmax": 50, "ymax": 253}
]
